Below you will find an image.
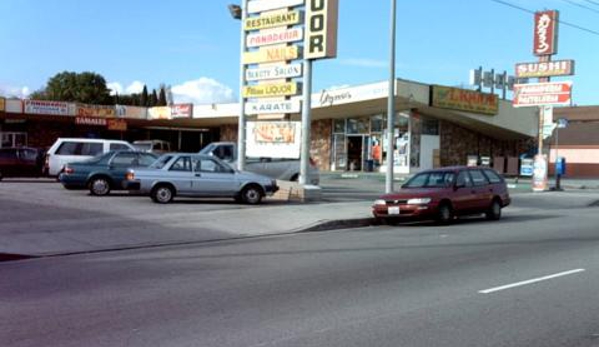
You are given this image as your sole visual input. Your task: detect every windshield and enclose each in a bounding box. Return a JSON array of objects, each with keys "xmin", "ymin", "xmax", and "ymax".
[
  {"xmin": 402, "ymin": 171, "xmax": 455, "ymax": 189},
  {"xmin": 133, "ymin": 143, "xmax": 152, "ymax": 151},
  {"xmin": 150, "ymin": 155, "xmax": 173, "ymax": 169},
  {"xmin": 198, "ymin": 143, "xmax": 216, "ymax": 155}
]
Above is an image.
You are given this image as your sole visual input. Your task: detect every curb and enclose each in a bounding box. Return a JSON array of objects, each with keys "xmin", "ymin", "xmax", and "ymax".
[{"xmin": 299, "ymin": 218, "xmax": 375, "ymax": 232}]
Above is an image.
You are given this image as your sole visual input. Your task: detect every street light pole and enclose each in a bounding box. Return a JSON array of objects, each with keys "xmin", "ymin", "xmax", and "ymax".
[
  {"xmin": 385, "ymin": 0, "xmax": 397, "ymax": 194},
  {"xmin": 229, "ymin": 1, "xmax": 248, "ymax": 171}
]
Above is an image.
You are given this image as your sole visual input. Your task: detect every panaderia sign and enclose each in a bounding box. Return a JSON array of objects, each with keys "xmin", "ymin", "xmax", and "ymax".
[
  {"xmin": 430, "ymin": 86, "xmax": 499, "ymax": 116},
  {"xmin": 24, "ymin": 100, "xmax": 70, "ymax": 116}
]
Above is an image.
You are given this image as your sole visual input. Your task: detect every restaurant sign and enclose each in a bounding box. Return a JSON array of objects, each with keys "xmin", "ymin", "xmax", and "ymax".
[
  {"xmin": 243, "ymin": 82, "xmax": 300, "ymax": 98},
  {"xmin": 515, "ymin": 60, "xmax": 574, "ymax": 78},
  {"xmin": 107, "ymin": 119, "xmax": 127, "ymax": 131},
  {"xmin": 533, "ymin": 10, "xmax": 559, "ymax": 56},
  {"xmin": 430, "ymin": 86, "xmax": 499, "ymax": 115},
  {"xmin": 244, "ymin": 10, "xmax": 302, "ymax": 31},
  {"xmin": 76, "ymin": 104, "xmax": 116, "ymax": 118},
  {"xmin": 75, "ymin": 116, "xmax": 106, "ymax": 127}
]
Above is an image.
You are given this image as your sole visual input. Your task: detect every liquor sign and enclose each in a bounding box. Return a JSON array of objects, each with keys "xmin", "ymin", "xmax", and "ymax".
[
  {"xmin": 75, "ymin": 116, "xmax": 107, "ymax": 127},
  {"xmin": 245, "ymin": 100, "xmax": 301, "ymax": 115},
  {"xmin": 247, "ymin": 0, "xmax": 305, "ymax": 14},
  {"xmin": 244, "ymin": 10, "xmax": 302, "ymax": 30},
  {"xmin": 512, "ymin": 81, "xmax": 572, "ymax": 107},
  {"xmin": 246, "ymin": 63, "xmax": 303, "ymax": 82},
  {"xmin": 515, "ymin": 60, "xmax": 574, "ymax": 78},
  {"xmin": 243, "ymin": 45, "xmax": 300, "ymax": 64},
  {"xmin": 430, "ymin": 85, "xmax": 499, "ymax": 115},
  {"xmin": 247, "ymin": 28, "xmax": 304, "ymax": 48},
  {"xmin": 533, "ymin": 10, "xmax": 559, "ymax": 56},
  {"xmin": 243, "ymin": 82, "xmax": 300, "ymax": 98},
  {"xmin": 305, "ymin": 0, "xmax": 339, "ymax": 60}
]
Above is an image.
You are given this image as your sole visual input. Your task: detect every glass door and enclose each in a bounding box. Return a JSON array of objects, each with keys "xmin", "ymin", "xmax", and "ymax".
[{"xmin": 332, "ymin": 134, "xmax": 346, "ymax": 171}]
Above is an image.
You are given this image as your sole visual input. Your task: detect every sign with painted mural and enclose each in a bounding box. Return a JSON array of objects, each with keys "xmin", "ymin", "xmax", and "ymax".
[
  {"xmin": 107, "ymin": 119, "xmax": 127, "ymax": 131},
  {"xmin": 305, "ymin": 0, "xmax": 339, "ymax": 60},
  {"xmin": 24, "ymin": 100, "xmax": 70, "ymax": 116},
  {"xmin": 246, "ymin": 121, "xmax": 301, "ymax": 159},
  {"xmin": 148, "ymin": 106, "xmax": 171, "ymax": 120},
  {"xmin": 244, "ymin": 10, "xmax": 302, "ymax": 31},
  {"xmin": 246, "ymin": 63, "xmax": 303, "ymax": 82},
  {"xmin": 245, "ymin": 100, "xmax": 301, "ymax": 115},
  {"xmin": 0, "ymin": 97, "xmax": 5, "ymax": 111},
  {"xmin": 115, "ymin": 105, "xmax": 147, "ymax": 119},
  {"xmin": 243, "ymin": 45, "xmax": 300, "ymax": 64},
  {"xmin": 76, "ymin": 104, "xmax": 116, "ymax": 118},
  {"xmin": 247, "ymin": 27, "xmax": 304, "ymax": 48},
  {"xmin": 171, "ymin": 104, "xmax": 193, "ymax": 119},
  {"xmin": 75, "ymin": 116, "xmax": 107, "ymax": 127},
  {"xmin": 533, "ymin": 10, "xmax": 559, "ymax": 56},
  {"xmin": 515, "ymin": 60, "xmax": 574, "ymax": 78},
  {"xmin": 512, "ymin": 81, "xmax": 572, "ymax": 107},
  {"xmin": 243, "ymin": 82, "xmax": 300, "ymax": 98},
  {"xmin": 430, "ymin": 86, "xmax": 499, "ymax": 115},
  {"xmin": 247, "ymin": 0, "xmax": 304, "ymax": 14}
]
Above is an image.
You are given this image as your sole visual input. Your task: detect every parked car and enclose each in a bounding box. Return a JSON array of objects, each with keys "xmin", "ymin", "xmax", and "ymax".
[
  {"xmin": 372, "ymin": 166, "xmax": 511, "ymax": 224},
  {"xmin": 132, "ymin": 140, "xmax": 172, "ymax": 154},
  {"xmin": 125, "ymin": 153, "xmax": 279, "ymax": 204},
  {"xmin": 0, "ymin": 147, "xmax": 45, "ymax": 180},
  {"xmin": 59, "ymin": 150, "xmax": 159, "ymax": 195},
  {"xmin": 45, "ymin": 138, "xmax": 135, "ymax": 176},
  {"xmin": 199, "ymin": 142, "xmax": 320, "ymax": 185}
]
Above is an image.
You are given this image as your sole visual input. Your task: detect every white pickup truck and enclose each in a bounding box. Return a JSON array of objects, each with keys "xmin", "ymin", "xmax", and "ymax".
[{"xmin": 199, "ymin": 142, "xmax": 320, "ymax": 185}]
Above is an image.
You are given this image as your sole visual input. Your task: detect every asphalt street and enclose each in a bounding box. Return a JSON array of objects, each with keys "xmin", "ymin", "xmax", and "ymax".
[{"xmin": 2, "ymin": 193, "xmax": 599, "ymax": 347}]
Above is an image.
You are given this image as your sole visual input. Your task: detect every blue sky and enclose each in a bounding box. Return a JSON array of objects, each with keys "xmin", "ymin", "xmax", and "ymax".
[{"xmin": 0, "ymin": 0, "xmax": 597, "ymax": 105}]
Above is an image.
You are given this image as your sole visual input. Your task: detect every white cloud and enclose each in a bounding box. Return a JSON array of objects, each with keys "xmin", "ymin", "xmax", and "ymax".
[
  {"xmin": 171, "ymin": 77, "xmax": 235, "ymax": 104},
  {"xmin": 107, "ymin": 80, "xmax": 145, "ymax": 95},
  {"xmin": 0, "ymin": 84, "xmax": 31, "ymax": 98},
  {"xmin": 339, "ymin": 58, "xmax": 388, "ymax": 69}
]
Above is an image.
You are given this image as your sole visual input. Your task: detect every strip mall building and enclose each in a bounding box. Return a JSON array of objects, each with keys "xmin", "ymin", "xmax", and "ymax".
[{"xmin": 0, "ymin": 79, "xmax": 540, "ymax": 175}]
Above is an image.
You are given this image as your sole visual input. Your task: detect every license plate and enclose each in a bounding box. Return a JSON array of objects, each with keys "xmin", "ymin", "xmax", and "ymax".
[{"xmin": 388, "ymin": 206, "xmax": 400, "ymax": 215}]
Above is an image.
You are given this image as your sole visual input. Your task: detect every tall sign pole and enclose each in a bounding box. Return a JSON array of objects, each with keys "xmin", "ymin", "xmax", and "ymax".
[
  {"xmin": 237, "ymin": 0, "xmax": 249, "ymax": 171},
  {"xmin": 385, "ymin": 0, "xmax": 397, "ymax": 194}
]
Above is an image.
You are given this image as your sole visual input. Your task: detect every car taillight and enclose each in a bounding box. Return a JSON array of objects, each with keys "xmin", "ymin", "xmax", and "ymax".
[
  {"xmin": 64, "ymin": 167, "xmax": 74, "ymax": 174},
  {"xmin": 125, "ymin": 171, "xmax": 135, "ymax": 180}
]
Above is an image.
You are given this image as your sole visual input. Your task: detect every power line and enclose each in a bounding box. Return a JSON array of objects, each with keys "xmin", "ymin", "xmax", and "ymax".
[
  {"xmin": 562, "ymin": 0, "xmax": 599, "ymax": 14},
  {"xmin": 583, "ymin": 0, "xmax": 599, "ymax": 7},
  {"xmin": 489, "ymin": 0, "xmax": 599, "ymax": 37}
]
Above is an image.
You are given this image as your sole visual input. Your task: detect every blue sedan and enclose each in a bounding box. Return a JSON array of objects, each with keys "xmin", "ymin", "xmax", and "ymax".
[{"xmin": 59, "ymin": 150, "xmax": 158, "ymax": 196}]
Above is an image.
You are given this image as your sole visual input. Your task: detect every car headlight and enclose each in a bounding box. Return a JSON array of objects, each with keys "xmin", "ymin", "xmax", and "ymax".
[
  {"xmin": 407, "ymin": 198, "xmax": 432, "ymax": 205},
  {"xmin": 373, "ymin": 199, "xmax": 386, "ymax": 206}
]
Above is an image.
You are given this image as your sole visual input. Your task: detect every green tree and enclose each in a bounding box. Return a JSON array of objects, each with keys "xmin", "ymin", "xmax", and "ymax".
[
  {"xmin": 150, "ymin": 89, "xmax": 158, "ymax": 107},
  {"xmin": 140, "ymin": 85, "xmax": 148, "ymax": 107},
  {"xmin": 158, "ymin": 85, "xmax": 167, "ymax": 106},
  {"xmin": 32, "ymin": 71, "xmax": 111, "ymax": 104}
]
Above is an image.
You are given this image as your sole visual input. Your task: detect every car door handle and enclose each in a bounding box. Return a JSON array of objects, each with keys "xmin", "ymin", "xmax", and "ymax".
[{"xmin": 195, "ymin": 173, "xmax": 202, "ymax": 177}]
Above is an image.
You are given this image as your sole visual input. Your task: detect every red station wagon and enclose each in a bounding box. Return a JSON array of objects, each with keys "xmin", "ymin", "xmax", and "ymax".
[{"xmin": 372, "ymin": 166, "xmax": 511, "ymax": 224}]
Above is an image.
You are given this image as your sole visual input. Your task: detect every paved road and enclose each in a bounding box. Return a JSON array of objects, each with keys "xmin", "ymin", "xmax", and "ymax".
[{"xmin": 2, "ymin": 198, "xmax": 599, "ymax": 346}]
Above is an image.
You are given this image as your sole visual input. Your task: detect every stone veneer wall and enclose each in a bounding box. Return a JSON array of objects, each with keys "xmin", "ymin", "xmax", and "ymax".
[
  {"xmin": 310, "ymin": 119, "xmax": 332, "ymax": 172},
  {"xmin": 439, "ymin": 120, "xmax": 535, "ymax": 166}
]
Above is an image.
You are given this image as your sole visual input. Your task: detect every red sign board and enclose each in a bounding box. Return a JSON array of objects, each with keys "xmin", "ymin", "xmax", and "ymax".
[
  {"xmin": 513, "ymin": 81, "xmax": 572, "ymax": 107},
  {"xmin": 107, "ymin": 119, "xmax": 127, "ymax": 131},
  {"xmin": 533, "ymin": 10, "xmax": 559, "ymax": 56}
]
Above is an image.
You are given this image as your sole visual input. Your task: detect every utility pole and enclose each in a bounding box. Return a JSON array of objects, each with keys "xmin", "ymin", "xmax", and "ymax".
[{"xmin": 385, "ymin": 0, "xmax": 397, "ymax": 194}]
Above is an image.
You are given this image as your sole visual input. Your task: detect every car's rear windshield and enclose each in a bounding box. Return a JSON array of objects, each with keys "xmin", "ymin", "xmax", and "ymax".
[{"xmin": 403, "ymin": 171, "xmax": 455, "ymax": 188}]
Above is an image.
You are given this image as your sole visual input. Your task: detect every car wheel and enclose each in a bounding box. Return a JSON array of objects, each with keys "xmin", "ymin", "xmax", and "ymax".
[
  {"xmin": 436, "ymin": 202, "xmax": 454, "ymax": 224},
  {"xmin": 89, "ymin": 177, "xmax": 111, "ymax": 196},
  {"xmin": 151, "ymin": 185, "xmax": 174, "ymax": 204},
  {"xmin": 241, "ymin": 185, "xmax": 263, "ymax": 205},
  {"xmin": 486, "ymin": 199, "xmax": 502, "ymax": 221}
]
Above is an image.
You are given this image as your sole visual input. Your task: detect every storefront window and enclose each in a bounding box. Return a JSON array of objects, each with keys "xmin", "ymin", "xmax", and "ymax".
[
  {"xmin": 371, "ymin": 115, "xmax": 384, "ymax": 133},
  {"xmin": 333, "ymin": 119, "xmax": 346, "ymax": 134},
  {"xmin": 422, "ymin": 117, "xmax": 439, "ymax": 135},
  {"xmin": 346, "ymin": 118, "xmax": 369, "ymax": 134}
]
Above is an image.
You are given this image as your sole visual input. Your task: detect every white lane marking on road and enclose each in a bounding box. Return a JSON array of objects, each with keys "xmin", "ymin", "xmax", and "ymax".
[{"xmin": 479, "ymin": 269, "xmax": 586, "ymax": 294}]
